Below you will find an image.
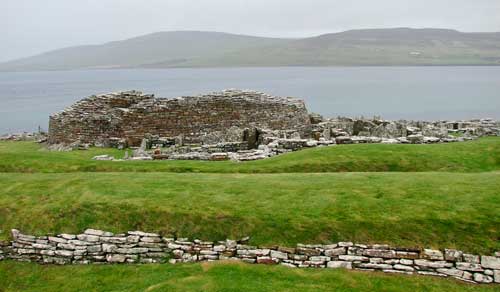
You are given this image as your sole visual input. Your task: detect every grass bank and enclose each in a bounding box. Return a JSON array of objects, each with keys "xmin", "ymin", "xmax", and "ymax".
[
  {"xmin": 0, "ymin": 137, "xmax": 498, "ymax": 173},
  {"xmin": 0, "ymin": 261, "xmax": 497, "ymax": 292},
  {"xmin": 1, "ymin": 171, "xmax": 498, "ymax": 253}
]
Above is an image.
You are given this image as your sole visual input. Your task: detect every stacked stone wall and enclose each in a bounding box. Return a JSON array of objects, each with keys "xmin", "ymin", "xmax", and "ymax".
[
  {"xmin": 48, "ymin": 90, "xmax": 311, "ymax": 146},
  {"xmin": 2, "ymin": 229, "xmax": 499, "ymax": 285}
]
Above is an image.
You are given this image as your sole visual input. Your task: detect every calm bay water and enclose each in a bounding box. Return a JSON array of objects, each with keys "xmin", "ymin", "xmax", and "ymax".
[{"xmin": 0, "ymin": 66, "xmax": 499, "ymax": 134}]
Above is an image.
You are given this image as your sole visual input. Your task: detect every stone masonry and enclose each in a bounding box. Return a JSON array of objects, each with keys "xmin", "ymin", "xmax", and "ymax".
[
  {"xmin": 48, "ymin": 89, "xmax": 311, "ymax": 147},
  {"xmin": 2, "ymin": 229, "xmax": 499, "ymax": 285}
]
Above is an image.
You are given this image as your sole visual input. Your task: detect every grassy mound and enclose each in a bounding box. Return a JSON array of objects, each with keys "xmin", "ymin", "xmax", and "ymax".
[
  {"xmin": 0, "ymin": 261, "xmax": 496, "ymax": 292},
  {"xmin": 0, "ymin": 137, "xmax": 498, "ymax": 173},
  {"xmin": 1, "ymin": 171, "xmax": 498, "ymax": 253}
]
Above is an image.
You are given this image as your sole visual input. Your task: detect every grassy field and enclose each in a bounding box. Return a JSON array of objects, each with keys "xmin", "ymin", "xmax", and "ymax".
[
  {"xmin": 0, "ymin": 137, "xmax": 498, "ymax": 173},
  {"xmin": 0, "ymin": 171, "xmax": 498, "ymax": 253},
  {"xmin": 0, "ymin": 138, "xmax": 499, "ymax": 291},
  {"xmin": 0, "ymin": 261, "xmax": 497, "ymax": 292}
]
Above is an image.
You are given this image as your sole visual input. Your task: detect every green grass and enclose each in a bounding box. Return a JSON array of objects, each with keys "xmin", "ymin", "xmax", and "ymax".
[
  {"xmin": 0, "ymin": 137, "xmax": 498, "ymax": 173},
  {"xmin": 1, "ymin": 138, "xmax": 499, "ymax": 290},
  {"xmin": 0, "ymin": 171, "xmax": 498, "ymax": 253},
  {"xmin": 0, "ymin": 261, "xmax": 497, "ymax": 292}
]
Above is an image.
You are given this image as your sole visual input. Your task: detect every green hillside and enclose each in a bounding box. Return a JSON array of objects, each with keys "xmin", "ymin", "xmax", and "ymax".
[{"xmin": 1, "ymin": 28, "xmax": 500, "ymax": 71}]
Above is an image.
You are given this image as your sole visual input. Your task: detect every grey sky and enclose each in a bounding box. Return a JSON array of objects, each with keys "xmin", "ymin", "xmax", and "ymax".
[{"xmin": 2, "ymin": 0, "xmax": 500, "ymax": 62}]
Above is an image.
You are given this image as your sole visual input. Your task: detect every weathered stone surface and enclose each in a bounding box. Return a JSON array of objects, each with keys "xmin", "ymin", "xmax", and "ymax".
[
  {"xmin": 55, "ymin": 250, "xmax": 74, "ymax": 257},
  {"xmin": 256, "ymin": 257, "xmax": 277, "ymax": 265},
  {"xmin": 84, "ymin": 229, "xmax": 113, "ymax": 237},
  {"xmin": 463, "ymin": 253, "xmax": 480, "ymax": 264},
  {"xmin": 327, "ymin": 261, "xmax": 352, "ymax": 269},
  {"xmin": 76, "ymin": 234, "xmax": 100, "ymax": 242},
  {"xmin": 422, "ymin": 249, "xmax": 444, "ymax": 260},
  {"xmin": 394, "ymin": 264, "xmax": 415, "ymax": 271},
  {"xmin": 358, "ymin": 263, "xmax": 393, "ymax": 270},
  {"xmin": 87, "ymin": 245, "xmax": 102, "ymax": 253},
  {"xmin": 126, "ymin": 235, "xmax": 140, "ymax": 243},
  {"xmin": 414, "ymin": 260, "xmax": 453, "ymax": 268},
  {"xmin": 40, "ymin": 250, "xmax": 56, "ymax": 256},
  {"xmin": 362, "ymin": 249, "xmax": 396, "ymax": 259},
  {"xmin": 60, "ymin": 234, "xmax": 76, "ymax": 240},
  {"xmin": 128, "ymin": 231, "xmax": 160, "ymax": 237},
  {"xmin": 270, "ymin": 250, "xmax": 288, "ymax": 260},
  {"xmin": 481, "ymin": 256, "xmax": 500, "ymax": 269},
  {"xmin": 444, "ymin": 249, "xmax": 463, "ymax": 262},
  {"xmin": 474, "ymin": 273, "xmax": 493, "ymax": 283},
  {"xmin": 339, "ymin": 255, "xmax": 368, "ymax": 262},
  {"xmin": 325, "ymin": 247, "xmax": 346, "ymax": 257},
  {"xmin": 106, "ymin": 254, "xmax": 126, "ymax": 263},
  {"xmin": 115, "ymin": 248, "xmax": 148, "ymax": 254},
  {"xmin": 494, "ymin": 270, "xmax": 500, "ymax": 283},
  {"xmin": 437, "ymin": 268, "xmax": 465, "ymax": 278},
  {"xmin": 456, "ymin": 262, "xmax": 484, "ymax": 272},
  {"xmin": 309, "ymin": 256, "xmax": 330, "ymax": 263},
  {"xmin": 140, "ymin": 236, "xmax": 162, "ymax": 243},
  {"xmin": 400, "ymin": 259, "xmax": 413, "ymax": 265},
  {"xmin": 48, "ymin": 237, "xmax": 67, "ymax": 244},
  {"xmin": 296, "ymin": 247, "xmax": 321, "ymax": 256}
]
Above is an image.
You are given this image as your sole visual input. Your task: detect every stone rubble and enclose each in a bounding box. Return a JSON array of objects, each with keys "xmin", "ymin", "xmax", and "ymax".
[
  {"xmin": 1, "ymin": 229, "xmax": 499, "ymax": 285},
  {"xmin": 0, "ymin": 132, "xmax": 47, "ymax": 143}
]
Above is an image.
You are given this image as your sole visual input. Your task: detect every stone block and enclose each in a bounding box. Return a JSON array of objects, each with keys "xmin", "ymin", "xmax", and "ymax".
[
  {"xmin": 456, "ymin": 262, "xmax": 484, "ymax": 272},
  {"xmin": 444, "ymin": 249, "xmax": 463, "ymax": 262},
  {"xmin": 362, "ymin": 249, "xmax": 396, "ymax": 259},
  {"xmin": 76, "ymin": 234, "xmax": 100, "ymax": 242},
  {"xmin": 422, "ymin": 249, "xmax": 444, "ymax": 260},
  {"xmin": 481, "ymin": 256, "xmax": 500, "ymax": 269},
  {"xmin": 270, "ymin": 250, "xmax": 288, "ymax": 260},
  {"xmin": 473, "ymin": 273, "xmax": 493, "ymax": 283},
  {"xmin": 414, "ymin": 259, "xmax": 453, "ymax": 268},
  {"xmin": 106, "ymin": 254, "xmax": 126, "ymax": 263},
  {"xmin": 339, "ymin": 255, "xmax": 368, "ymax": 262},
  {"xmin": 394, "ymin": 264, "xmax": 414, "ymax": 271},
  {"xmin": 84, "ymin": 229, "xmax": 113, "ymax": 237},
  {"xmin": 494, "ymin": 270, "xmax": 500, "ymax": 283},
  {"xmin": 256, "ymin": 256, "xmax": 277, "ymax": 264}
]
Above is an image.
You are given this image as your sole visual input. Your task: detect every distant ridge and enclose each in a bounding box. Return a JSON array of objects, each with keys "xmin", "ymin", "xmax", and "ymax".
[{"xmin": 1, "ymin": 28, "xmax": 500, "ymax": 71}]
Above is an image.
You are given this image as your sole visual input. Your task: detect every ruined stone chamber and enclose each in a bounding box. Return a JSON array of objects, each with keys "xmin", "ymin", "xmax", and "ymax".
[{"xmin": 48, "ymin": 89, "xmax": 312, "ymax": 148}]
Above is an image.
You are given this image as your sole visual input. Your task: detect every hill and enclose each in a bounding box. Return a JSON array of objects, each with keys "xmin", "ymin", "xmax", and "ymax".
[{"xmin": 1, "ymin": 28, "xmax": 500, "ymax": 71}]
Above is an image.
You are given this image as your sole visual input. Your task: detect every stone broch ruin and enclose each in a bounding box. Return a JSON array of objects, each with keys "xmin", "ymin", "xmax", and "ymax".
[
  {"xmin": 48, "ymin": 89, "xmax": 311, "ymax": 147},
  {"xmin": 46, "ymin": 89, "xmax": 499, "ymax": 161}
]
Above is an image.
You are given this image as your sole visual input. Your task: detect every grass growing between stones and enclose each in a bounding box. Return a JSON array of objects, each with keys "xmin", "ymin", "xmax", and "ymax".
[
  {"xmin": 0, "ymin": 171, "xmax": 498, "ymax": 253},
  {"xmin": 0, "ymin": 137, "xmax": 498, "ymax": 173},
  {"xmin": 0, "ymin": 261, "xmax": 497, "ymax": 292}
]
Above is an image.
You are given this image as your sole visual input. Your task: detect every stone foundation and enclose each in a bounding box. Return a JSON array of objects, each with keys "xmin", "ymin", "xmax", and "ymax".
[{"xmin": 2, "ymin": 229, "xmax": 499, "ymax": 285}]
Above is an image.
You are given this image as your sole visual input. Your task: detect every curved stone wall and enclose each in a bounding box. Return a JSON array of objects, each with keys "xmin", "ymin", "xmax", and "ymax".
[
  {"xmin": 48, "ymin": 89, "xmax": 311, "ymax": 146},
  {"xmin": 2, "ymin": 229, "xmax": 499, "ymax": 285}
]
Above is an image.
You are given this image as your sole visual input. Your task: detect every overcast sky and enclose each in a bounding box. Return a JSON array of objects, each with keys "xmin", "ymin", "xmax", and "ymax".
[{"xmin": 2, "ymin": 0, "xmax": 500, "ymax": 62}]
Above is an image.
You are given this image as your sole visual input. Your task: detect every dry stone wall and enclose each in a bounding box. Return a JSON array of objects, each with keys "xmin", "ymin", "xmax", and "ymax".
[
  {"xmin": 2, "ymin": 229, "xmax": 499, "ymax": 285},
  {"xmin": 48, "ymin": 89, "xmax": 311, "ymax": 147}
]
